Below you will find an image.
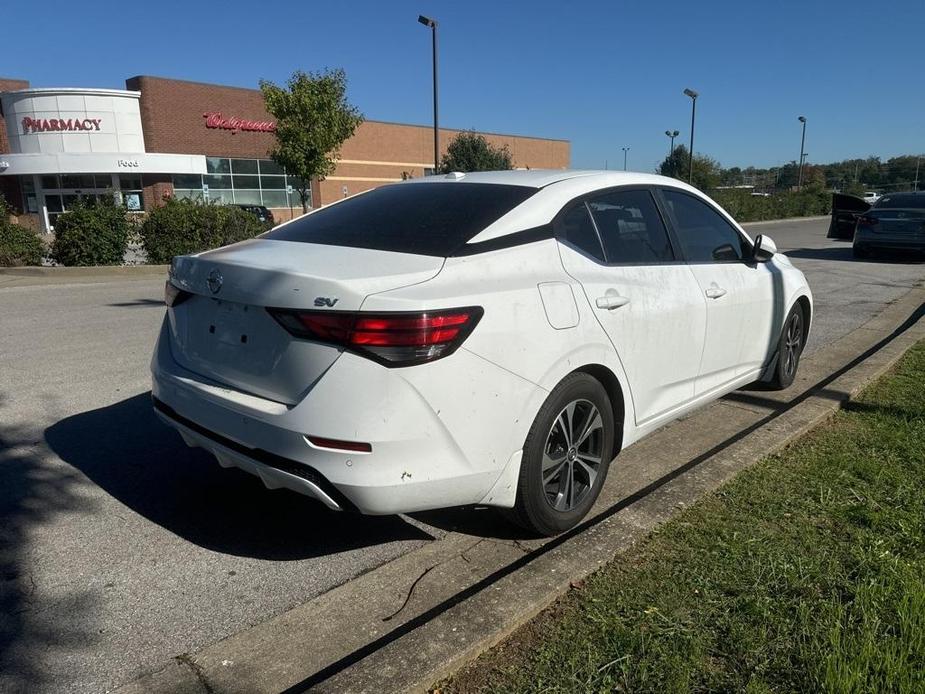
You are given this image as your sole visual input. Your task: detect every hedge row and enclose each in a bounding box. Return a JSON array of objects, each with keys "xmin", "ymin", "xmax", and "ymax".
[
  {"xmin": 710, "ymin": 189, "xmax": 831, "ymax": 223},
  {"xmin": 140, "ymin": 198, "xmax": 269, "ymax": 264}
]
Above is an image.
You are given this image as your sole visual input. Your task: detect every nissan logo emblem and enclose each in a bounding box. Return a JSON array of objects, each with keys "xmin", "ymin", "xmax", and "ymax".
[{"xmin": 207, "ymin": 269, "xmax": 223, "ymax": 295}]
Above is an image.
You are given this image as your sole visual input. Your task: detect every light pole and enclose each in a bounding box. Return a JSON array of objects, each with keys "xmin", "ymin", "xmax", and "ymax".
[
  {"xmin": 622, "ymin": 146, "xmax": 630, "ymax": 171},
  {"xmin": 797, "ymin": 116, "xmax": 807, "ymax": 190},
  {"xmin": 418, "ymin": 15, "xmax": 439, "ymax": 174},
  {"xmin": 683, "ymin": 88, "xmax": 698, "ymax": 184},
  {"xmin": 665, "ymin": 129, "xmax": 679, "ymax": 176},
  {"xmin": 914, "ymin": 157, "xmax": 921, "ymax": 192}
]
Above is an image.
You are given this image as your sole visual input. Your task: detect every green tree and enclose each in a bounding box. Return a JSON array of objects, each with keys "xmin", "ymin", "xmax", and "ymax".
[
  {"xmin": 260, "ymin": 69, "xmax": 364, "ymax": 212},
  {"xmin": 440, "ymin": 131, "xmax": 513, "ymax": 173},
  {"xmin": 658, "ymin": 145, "xmax": 722, "ymax": 190}
]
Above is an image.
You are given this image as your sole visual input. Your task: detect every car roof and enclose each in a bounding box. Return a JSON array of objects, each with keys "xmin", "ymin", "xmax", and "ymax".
[{"xmin": 402, "ymin": 169, "xmax": 676, "ymax": 189}]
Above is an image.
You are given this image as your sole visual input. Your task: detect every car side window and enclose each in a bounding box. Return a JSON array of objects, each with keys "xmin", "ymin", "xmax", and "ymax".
[
  {"xmin": 660, "ymin": 189, "xmax": 751, "ymax": 263},
  {"xmin": 558, "ymin": 202, "xmax": 606, "ymax": 262},
  {"xmin": 586, "ymin": 190, "xmax": 674, "ymax": 264}
]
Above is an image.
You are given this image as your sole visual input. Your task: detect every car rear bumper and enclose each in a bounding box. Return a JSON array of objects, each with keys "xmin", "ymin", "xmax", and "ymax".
[
  {"xmin": 854, "ymin": 235, "xmax": 925, "ymax": 252},
  {"xmin": 150, "ymin": 317, "xmax": 542, "ymax": 514}
]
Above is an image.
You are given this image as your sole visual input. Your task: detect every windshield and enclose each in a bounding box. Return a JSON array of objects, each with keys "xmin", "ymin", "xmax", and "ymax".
[{"xmin": 264, "ymin": 182, "xmax": 537, "ymax": 256}]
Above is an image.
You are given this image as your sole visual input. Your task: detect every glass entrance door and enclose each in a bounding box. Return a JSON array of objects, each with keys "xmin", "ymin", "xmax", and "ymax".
[{"xmin": 40, "ymin": 174, "xmax": 115, "ymax": 230}]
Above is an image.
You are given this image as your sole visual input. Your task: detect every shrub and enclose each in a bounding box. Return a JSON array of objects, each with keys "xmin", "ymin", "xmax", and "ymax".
[
  {"xmin": 0, "ymin": 218, "xmax": 44, "ymax": 267},
  {"xmin": 50, "ymin": 196, "xmax": 130, "ymax": 266},
  {"xmin": 140, "ymin": 197, "xmax": 268, "ymax": 264},
  {"xmin": 710, "ymin": 189, "xmax": 830, "ymax": 223}
]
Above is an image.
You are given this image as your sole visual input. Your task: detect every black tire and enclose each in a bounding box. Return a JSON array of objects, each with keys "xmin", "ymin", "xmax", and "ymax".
[
  {"xmin": 767, "ymin": 304, "xmax": 806, "ymax": 390},
  {"xmin": 511, "ymin": 373, "xmax": 615, "ymax": 536},
  {"xmin": 853, "ymin": 245, "xmax": 869, "ymax": 259}
]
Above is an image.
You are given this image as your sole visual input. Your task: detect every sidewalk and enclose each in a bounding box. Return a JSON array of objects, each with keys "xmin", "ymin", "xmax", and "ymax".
[{"xmin": 0, "ymin": 264, "xmax": 168, "ymax": 288}]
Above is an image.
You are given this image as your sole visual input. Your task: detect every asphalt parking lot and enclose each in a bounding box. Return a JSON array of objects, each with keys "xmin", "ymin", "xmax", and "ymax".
[{"xmin": 2, "ymin": 217, "xmax": 924, "ymax": 693}]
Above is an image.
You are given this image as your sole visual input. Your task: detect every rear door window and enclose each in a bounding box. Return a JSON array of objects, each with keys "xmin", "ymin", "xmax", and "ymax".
[
  {"xmin": 660, "ymin": 189, "xmax": 751, "ymax": 262},
  {"xmin": 264, "ymin": 182, "xmax": 536, "ymax": 257},
  {"xmin": 587, "ymin": 189, "xmax": 675, "ymax": 264}
]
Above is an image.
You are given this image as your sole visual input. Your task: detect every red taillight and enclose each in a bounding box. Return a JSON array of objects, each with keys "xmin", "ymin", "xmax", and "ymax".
[
  {"xmin": 267, "ymin": 307, "xmax": 483, "ymax": 367},
  {"xmin": 857, "ymin": 215, "xmax": 880, "ymax": 227}
]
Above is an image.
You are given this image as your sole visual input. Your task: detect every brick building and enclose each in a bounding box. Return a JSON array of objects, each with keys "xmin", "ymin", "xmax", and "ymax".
[{"xmin": 0, "ymin": 75, "xmax": 570, "ymax": 233}]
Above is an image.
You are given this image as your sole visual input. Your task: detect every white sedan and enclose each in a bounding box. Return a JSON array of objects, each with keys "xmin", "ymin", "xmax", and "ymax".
[{"xmin": 152, "ymin": 170, "xmax": 812, "ymax": 535}]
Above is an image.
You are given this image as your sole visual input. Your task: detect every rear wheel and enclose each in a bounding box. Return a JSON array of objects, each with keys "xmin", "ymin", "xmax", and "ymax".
[
  {"xmin": 853, "ymin": 245, "xmax": 869, "ymax": 259},
  {"xmin": 768, "ymin": 305, "xmax": 805, "ymax": 390},
  {"xmin": 511, "ymin": 373, "xmax": 615, "ymax": 536}
]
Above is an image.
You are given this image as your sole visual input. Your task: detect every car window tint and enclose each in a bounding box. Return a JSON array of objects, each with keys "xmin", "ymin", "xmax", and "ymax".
[
  {"xmin": 558, "ymin": 203, "xmax": 605, "ymax": 262},
  {"xmin": 586, "ymin": 190, "xmax": 674, "ymax": 264},
  {"xmin": 875, "ymin": 195, "xmax": 925, "ymax": 209},
  {"xmin": 661, "ymin": 189, "xmax": 750, "ymax": 262},
  {"xmin": 264, "ymin": 183, "xmax": 536, "ymax": 257}
]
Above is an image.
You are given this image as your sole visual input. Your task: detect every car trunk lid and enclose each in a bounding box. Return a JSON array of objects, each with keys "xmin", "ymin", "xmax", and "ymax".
[
  {"xmin": 866, "ymin": 208, "xmax": 925, "ymax": 238},
  {"xmin": 167, "ymin": 239, "xmax": 444, "ymax": 404}
]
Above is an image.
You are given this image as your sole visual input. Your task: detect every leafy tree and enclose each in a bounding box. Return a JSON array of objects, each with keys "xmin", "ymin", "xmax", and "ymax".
[
  {"xmin": 260, "ymin": 69, "xmax": 364, "ymax": 212},
  {"xmin": 658, "ymin": 145, "xmax": 722, "ymax": 190},
  {"xmin": 440, "ymin": 131, "xmax": 513, "ymax": 173}
]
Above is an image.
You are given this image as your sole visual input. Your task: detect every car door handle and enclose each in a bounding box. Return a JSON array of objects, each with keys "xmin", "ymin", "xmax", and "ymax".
[
  {"xmin": 705, "ymin": 286, "xmax": 727, "ymax": 299},
  {"xmin": 595, "ymin": 294, "xmax": 630, "ymax": 310}
]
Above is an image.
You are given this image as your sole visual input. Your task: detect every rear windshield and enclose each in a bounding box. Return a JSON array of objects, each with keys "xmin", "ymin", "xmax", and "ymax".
[
  {"xmin": 264, "ymin": 182, "xmax": 536, "ymax": 256},
  {"xmin": 874, "ymin": 195, "xmax": 925, "ymax": 209}
]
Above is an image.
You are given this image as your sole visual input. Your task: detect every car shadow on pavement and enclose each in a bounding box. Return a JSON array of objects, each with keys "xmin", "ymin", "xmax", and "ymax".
[
  {"xmin": 44, "ymin": 393, "xmax": 433, "ymax": 561},
  {"xmin": 786, "ymin": 247, "xmax": 925, "ymax": 263}
]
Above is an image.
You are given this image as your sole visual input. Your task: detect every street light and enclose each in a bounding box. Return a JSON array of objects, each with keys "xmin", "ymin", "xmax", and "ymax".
[
  {"xmin": 665, "ymin": 130, "xmax": 679, "ymax": 176},
  {"xmin": 622, "ymin": 146, "xmax": 630, "ymax": 171},
  {"xmin": 797, "ymin": 116, "xmax": 807, "ymax": 190},
  {"xmin": 683, "ymin": 88, "xmax": 698, "ymax": 184},
  {"xmin": 418, "ymin": 15, "xmax": 439, "ymax": 174}
]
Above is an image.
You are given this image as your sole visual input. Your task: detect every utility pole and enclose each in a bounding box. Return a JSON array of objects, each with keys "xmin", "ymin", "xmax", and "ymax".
[
  {"xmin": 915, "ymin": 157, "xmax": 921, "ymax": 192},
  {"xmin": 797, "ymin": 116, "xmax": 807, "ymax": 190},
  {"xmin": 418, "ymin": 15, "xmax": 439, "ymax": 174},
  {"xmin": 683, "ymin": 89, "xmax": 698, "ymax": 184}
]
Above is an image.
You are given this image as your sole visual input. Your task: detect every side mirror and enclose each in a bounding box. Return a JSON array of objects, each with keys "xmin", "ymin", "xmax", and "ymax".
[{"xmin": 753, "ymin": 234, "xmax": 777, "ymax": 262}]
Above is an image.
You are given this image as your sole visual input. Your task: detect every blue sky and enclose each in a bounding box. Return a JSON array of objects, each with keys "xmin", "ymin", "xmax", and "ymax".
[{"xmin": 5, "ymin": 0, "xmax": 922, "ymax": 171}]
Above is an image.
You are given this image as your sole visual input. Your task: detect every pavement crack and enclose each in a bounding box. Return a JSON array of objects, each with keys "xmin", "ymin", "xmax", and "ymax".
[
  {"xmin": 382, "ymin": 565, "xmax": 437, "ymax": 622},
  {"xmin": 176, "ymin": 653, "xmax": 215, "ymax": 694}
]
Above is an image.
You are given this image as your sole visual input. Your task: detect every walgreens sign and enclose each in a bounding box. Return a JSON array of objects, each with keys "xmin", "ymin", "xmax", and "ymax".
[
  {"xmin": 203, "ymin": 112, "xmax": 276, "ymax": 134},
  {"xmin": 21, "ymin": 116, "xmax": 102, "ymax": 134}
]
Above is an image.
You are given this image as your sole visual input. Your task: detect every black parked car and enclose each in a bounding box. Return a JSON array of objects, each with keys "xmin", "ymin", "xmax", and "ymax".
[
  {"xmin": 234, "ymin": 204, "xmax": 275, "ymax": 225},
  {"xmin": 852, "ymin": 192, "xmax": 925, "ymax": 259}
]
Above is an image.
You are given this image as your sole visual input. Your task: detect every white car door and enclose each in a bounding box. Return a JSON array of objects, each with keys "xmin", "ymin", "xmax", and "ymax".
[
  {"xmin": 557, "ymin": 188, "xmax": 707, "ymax": 425},
  {"xmin": 657, "ymin": 188, "xmax": 775, "ymax": 393}
]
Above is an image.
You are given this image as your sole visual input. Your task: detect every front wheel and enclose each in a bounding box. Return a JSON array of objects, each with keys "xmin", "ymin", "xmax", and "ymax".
[
  {"xmin": 767, "ymin": 305, "xmax": 805, "ymax": 390},
  {"xmin": 511, "ymin": 373, "xmax": 615, "ymax": 536}
]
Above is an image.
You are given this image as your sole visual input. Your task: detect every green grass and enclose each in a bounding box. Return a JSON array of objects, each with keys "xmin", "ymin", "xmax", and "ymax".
[{"xmin": 441, "ymin": 342, "xmax": 925, "ymax": 694}]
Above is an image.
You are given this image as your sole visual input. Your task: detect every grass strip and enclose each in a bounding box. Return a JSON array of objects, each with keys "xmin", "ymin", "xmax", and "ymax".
[{"xmin": 440, "ymin": 341, "xmax": 925, "ymax": 693}]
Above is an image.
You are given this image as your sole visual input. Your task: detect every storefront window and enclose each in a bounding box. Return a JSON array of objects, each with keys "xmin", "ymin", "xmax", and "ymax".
[
  {"xmin": 259, "ymin": 159, "xmax": 284, "ymax": 175},
  {"xmin": 231, "ymin": 159, "xmax": 258, "ymax": 175},
  {"xmin": 119, "ymin": 175, "xmax": 144, "ymax": 212},
  {"xmin": 21, "ymin": 179, "xmax": 38, "ymax": 214},
  {"xmin": 41, "ymin": 175, "xmax": 59, "ymax": 189},
  {"xmin": 206, "ymin": 157, "xmax": 231, "ymax": 174},
  {"xmin": 172, "ymin": 158, "xmax": 306, "ymax": 208},
  {"xmin": 204, "ymin": 174, "xmax": 232, "ymax": 189}
]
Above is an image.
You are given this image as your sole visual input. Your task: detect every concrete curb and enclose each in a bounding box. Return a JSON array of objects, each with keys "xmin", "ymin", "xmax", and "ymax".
[
  {"xmin": 741, "ymin": 215, "xmax": 829, "ymax": 227},
  {"xmin": 115, "ymin": 284, "xmax": 925, "ymax": 694},
  {"xmin": 0, "ymin": 264, "xmax": 168, "ymax": 288}
]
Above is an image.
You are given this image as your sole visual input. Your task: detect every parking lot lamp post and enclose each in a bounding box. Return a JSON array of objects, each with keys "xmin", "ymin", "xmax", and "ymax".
[
  {"xmin": 683, "ymin": 89, "xmax": 698, "ymax": 184},
  {"xmin": 914, "ymin": 157, "xmax": 920, "ymax": 192},
  {"xmin": 797, "ymin": 116, "xmax": 807, "ymax": 190},
  {"xmin": 418, "ymin": 15, "xmax": 439, "ymax": 174},
  {"xmin": 622, "ymin": 146, "xmax": 630, "ymax": 171},
  {"xmin": 665, "ymin": 129, "xmax": 679, "ymax": 176}
]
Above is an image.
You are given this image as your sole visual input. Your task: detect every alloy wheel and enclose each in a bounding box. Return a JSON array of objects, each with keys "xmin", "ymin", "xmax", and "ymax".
[
  {"xmin": 541, "ymin": 399, "xmax": 604, "ymax": 512},
  {"xmin": 782, "ymin": 312, "xmax": 803, "ymax": 378}
]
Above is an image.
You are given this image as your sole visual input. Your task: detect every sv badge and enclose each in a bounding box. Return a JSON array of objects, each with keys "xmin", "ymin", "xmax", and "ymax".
[{"xmin": 314, "ymin": 297, "xmax": 339, "ymax": 308}]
